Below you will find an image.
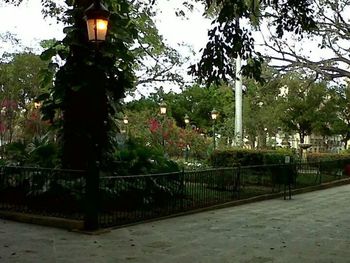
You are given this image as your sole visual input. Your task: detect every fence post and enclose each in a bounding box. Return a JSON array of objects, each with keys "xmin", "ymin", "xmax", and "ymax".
[
  {"xmin": 236, "ymin": 165, "xmax": 241, "ymax": 199},
  {"xmin": 318, "ymin": 161, "xmax": 322, "ymax": 185},
  {"xmin": 84, "ymin": 161, "xmax": 100, "ymax": 230},
  {"xmin": 287, "ymin": 164, "xmax": 293, "ymax": 200},
  {"xmin": 180, "ymin": 168, "xmax": 185, "ymax": 211}
]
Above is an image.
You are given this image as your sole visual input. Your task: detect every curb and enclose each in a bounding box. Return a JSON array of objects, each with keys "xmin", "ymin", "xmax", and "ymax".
[{"xmin": 0, "ymin": 211, "xmax": 84, "ymax": 231}]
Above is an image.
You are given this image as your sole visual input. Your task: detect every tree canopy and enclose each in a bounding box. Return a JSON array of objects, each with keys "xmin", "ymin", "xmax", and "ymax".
[
  {"xmin": 186, "ymin": 0, "xmax": 317, "ymax": 84},
  {"xmin": 263, "ymin": 0, "xmax": 350, "ymax": 80}
]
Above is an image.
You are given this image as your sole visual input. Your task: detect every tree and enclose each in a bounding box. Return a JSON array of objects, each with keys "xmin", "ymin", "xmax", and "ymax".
[
  {"xmin": 131, "ymin": 4, "xmax": 186, "ymax": 88},
  {"xmin": 187, "ymin": 0, "xmax": 317, "ymax": 84},
  {"xmin": 4, "ymin": 0, "xmax": 320, "ymax": 84},
  {"xmin": 331, "ymin": 84, "xmax": 350, "ymax": 149},
  {"xmin": 262, "ymin": 0, "xmax": 350, "ymax": 81},
  {"xmin": 36, "ymin": 0, "xmax": 139, "ymax": 170},
  {"xmin": 0, "ymin": 52, "xmax": 48, "ymax": 143},
  {"xmin": 277, "ymin": 75, "xmax": 331, "ymax": 144},
  {"xmin": 2, "ymin": 0, "xmax": 190, "ymax": 169},
  {"xmin": 243, "ymin": 67, "xmax": 282, "ymax": 148}
]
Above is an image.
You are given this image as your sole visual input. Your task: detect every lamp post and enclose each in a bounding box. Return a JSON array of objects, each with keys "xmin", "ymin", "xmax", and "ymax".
[
  {"xmin": 123, "ymin": 115, "xmax": 129, "ymax": 136},
  {"xmin": 160, "ymin": 102, "xmax": 167, "ymax": 149},
  {"xmin": 184, "ymin": 114, "xmax": 190, "ymax": 126},
  {"xmin": 85, "ymin": 0, "xmax": 110, "ymax": 43},
  {"xmin": 264, "ymin": 127, "xmax": 268, "ymax": 149},
  {"xmin": 0, "ymin": 107, "xmax": 5, "ymax": 151},
  {"xmin": 160, "ymin": 102, "xmax": 167, "ymax": 115},
  {"xmin": 84, "ymin": 0, "xmax": 110, "ymax": 231},
  {"xmin": 211, "ymin": 109, "xmax": 218, "ymax": 150},
  {"xmin": 184, "ymin": 114, "xmax": 190, "ymax": 161}
]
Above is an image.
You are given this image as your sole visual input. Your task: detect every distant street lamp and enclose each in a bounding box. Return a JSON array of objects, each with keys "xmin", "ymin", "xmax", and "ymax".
[
  {"xmin": 85, "ymin": 0, "xmax": 110, "ymax": 43},
  {"xmin": 160, "ymin": 102, "xmax": 167, "ymax": 115},
  {"xmin": 264, "ymin": 127, "xmax": 268, "ymax": 148},
  {"xmin": 159, "ymin": 102, "xmax": 167, "ymax": 148},
  {"xmin": 211, "ymin": 109, "xmax": 218, "ymax": 150},
  {"xmin": 184, "ymin": 114, "xmax": 190, "ymax": 125},
  {"xmin": 211, "ymin": 109, "xmax": 218, "ymax": 121},
  {"xmin": 184, "ymin": 114, "xmax": 190, "ymax": 161},
  {"xmin": 34, "ymin": 102, "xmax": 41, "ymax": 109},
  {"xmin": 123, "ymin": 115, "xmax": 129, "ymax": 135},
  {"xmin": 123, "ymin": 115, "xmax": 129, "ymax": 125}
]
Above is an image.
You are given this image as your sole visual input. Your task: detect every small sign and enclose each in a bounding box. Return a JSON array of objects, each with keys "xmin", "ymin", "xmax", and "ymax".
[{"xmin": 285, "ymin": 156, "xmax": 290, "ymax": 164}]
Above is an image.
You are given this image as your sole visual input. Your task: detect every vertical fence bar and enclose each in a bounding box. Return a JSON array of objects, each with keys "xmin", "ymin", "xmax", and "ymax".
[
  {"xmin": 84, "ymin": 163, "xmax": 99, "ymax": 230},
  {"xmin": 236, "ymin": 166, "xmax": 241, "ymax": 199}
]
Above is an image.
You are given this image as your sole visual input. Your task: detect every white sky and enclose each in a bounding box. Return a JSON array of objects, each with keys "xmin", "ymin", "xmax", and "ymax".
[
  {"xmin": 0, "ymin": 0, "xmax": 210, "ymax": 56},
  {"xmin": 0, "ymin": 0, "xmax": 211, "ymax": 97},
  {"xmin": 0, "ymin": 0, "xmax": 64, "ymax": 50},
  {"xmin": 0, "ymin": 0, "xmax": 342, "ymax": 95}
]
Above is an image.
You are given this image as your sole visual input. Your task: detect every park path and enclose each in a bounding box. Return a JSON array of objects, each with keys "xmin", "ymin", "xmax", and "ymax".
[{"xmin": 1, "ymin": 185, "xmax": 350, "ymax": 263}]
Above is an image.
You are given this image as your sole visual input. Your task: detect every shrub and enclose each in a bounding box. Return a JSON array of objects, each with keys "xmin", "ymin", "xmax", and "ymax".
[
  {"xmin": 306, "ymin": 153, "xmax": 350, "ymax": 163},
  {"xmin": 114, "ymin": 138, "xmax": 180, "ymax": 176},
  {"xmin": 3, "ymin": 141, "xmax": 28, "ymax": 166},
  {"xmin": 209, "ymin": 148, "xmax": 296, "ymax": 167},
  {"xmin": 2, "ymin": 137, "xmax": 59, "ymax": 168}
]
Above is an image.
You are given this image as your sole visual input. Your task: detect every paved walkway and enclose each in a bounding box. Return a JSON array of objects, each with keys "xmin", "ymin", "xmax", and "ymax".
[{"xmin": 1, "ymin": 185, "xmax": 350, "ymax": 263}]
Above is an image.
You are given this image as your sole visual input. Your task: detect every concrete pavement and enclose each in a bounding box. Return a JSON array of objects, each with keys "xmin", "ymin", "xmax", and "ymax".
[{"xmin": 1, "ymin": 184, "xmax": 350, "ymax": 262}]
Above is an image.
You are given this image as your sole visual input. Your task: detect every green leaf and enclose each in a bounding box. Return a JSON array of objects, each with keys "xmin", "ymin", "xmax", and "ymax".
[{"xmin": 40, "ymin": 48, "xmax": 56, "ymax": 61}]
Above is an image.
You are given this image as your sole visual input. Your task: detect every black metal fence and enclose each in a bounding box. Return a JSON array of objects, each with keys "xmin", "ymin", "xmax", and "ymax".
[
  {"xmin": 0, "ymin": 159, "xmax": 349, "ymax": 229},
  {"xmin": 98, "ymin": 160, "xmax": 350, "ymax": 227},
  {"xmin": 0, "ymin": 166, "xmax": 85, "ymax": 220}
]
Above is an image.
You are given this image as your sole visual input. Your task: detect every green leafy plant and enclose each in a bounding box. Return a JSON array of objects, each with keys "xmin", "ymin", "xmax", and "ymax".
[
  {"xmin": 2, "ymin": 136, "xmax": 59, "ymax": 168},
  {"xmin": 115, "ymin": 138, "xmax": 180, "ymax": 176}
]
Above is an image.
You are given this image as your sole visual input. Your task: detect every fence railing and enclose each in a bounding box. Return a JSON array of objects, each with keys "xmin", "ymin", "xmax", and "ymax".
[
  {"xmin": 0, "ymin": 166, "xmax": 85, "ymax": 220},
  {"xmin": 0, "ymin": 159, "xmax": 349, "ymax": 229},
  {"xmin": 98, "ymin": 160, "xmax": 350, "ymax": 227}
]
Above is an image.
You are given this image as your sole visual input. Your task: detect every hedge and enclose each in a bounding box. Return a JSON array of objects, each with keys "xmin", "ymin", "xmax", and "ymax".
[
  {"xmin": 209, "ymin": 148, "xmax": 296, "ymax": 167},
  {"xmin": 306, "ymin": 153, "xmax": 350, "ymax": 163}
]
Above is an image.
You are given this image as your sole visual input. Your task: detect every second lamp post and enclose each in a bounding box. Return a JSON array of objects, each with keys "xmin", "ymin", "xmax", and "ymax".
[
  {"xmin": 123, "ymin": 115, "xmax": 129, "ymax": 136},
  {"xmin": 160, "ymin": 102, "xmax": 167, "ymax": 149},
  {"xmin": 211, "ymin": 109, "xmax": 218, "ymax": 150}
]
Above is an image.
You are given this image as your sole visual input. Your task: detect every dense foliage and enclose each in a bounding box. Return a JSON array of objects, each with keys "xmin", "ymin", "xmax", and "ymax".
[
  {"xmin": 209, "ymin": 148, "xmax": 296, "ymax": 167},
  {"xmin": 188, "ymin": 0, "xmax": 317, "ymax": 84},
  {"xmin": 114, "ymin": 138, "xmax": 180, "ymax": 176},
  {"xmin": 37, "ymin": 0, "xmax": 138, "ymax": 170}
]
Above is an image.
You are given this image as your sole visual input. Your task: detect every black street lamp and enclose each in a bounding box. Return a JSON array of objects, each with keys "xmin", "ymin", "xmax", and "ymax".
[
  {"xmin": 159, "ymin": 102, "xmax": 167, "ymax": 149},
  {"xmin": 123, "ymin": 115, "xmax": 129, "ymax": 135},
  {"xmin": 83, "ymin": 0, "xmax": 110, "ymax": 231},
  {"xmin": 160, "ymin": 102, "xmax": 167, "ymax": 115},
  {"xmin": 184, "ymin": 114, "xmax": 190, "ymax": 126},
  {"xmin": 184, "ymin": 114, "xmax": 190, "ymax": 161},
  {"xmin": 211, "ymin": 109, "xmax": 218, "ymax": 150},
  {"xmin": 85, "ymin": 0, "xmax": 110, "ymax": 43},
  {"xmin": 123, "ymin": 115, "xmax": 129, "ymax": 125}
]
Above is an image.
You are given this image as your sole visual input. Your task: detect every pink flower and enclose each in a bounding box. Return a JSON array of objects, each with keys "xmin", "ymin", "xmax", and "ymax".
[{"xmin": 149, "ymin": 118, "xmax": 160, "ymax": 133}]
